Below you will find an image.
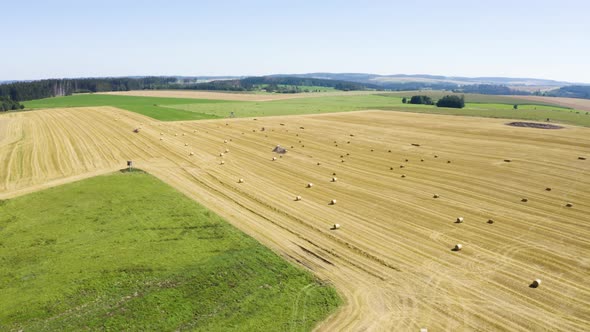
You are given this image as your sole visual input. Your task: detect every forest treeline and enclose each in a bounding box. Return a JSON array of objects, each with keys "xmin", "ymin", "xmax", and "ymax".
[
  {"xmin": 0, "ymin": 76, "xmax": 375, "ymax": 102},
  {"xmin": 1, "ymin": 76, "xmax": 589, "ymax": 104},
  {"xmin": 170, "ymin": 76, "xmax": 376, "ymax": 92},
  {"xmin": 453, "ymin": 84, "xmax": 530, "ymax": 95},
  {"xmin": 0, "ymin": 77, "xmax": 177, "ymax": 102}
]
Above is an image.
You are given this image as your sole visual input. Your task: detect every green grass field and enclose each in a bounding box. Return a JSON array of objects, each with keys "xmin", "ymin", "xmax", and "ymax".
[
  {"xmin": 166, "ymin": 94, "xmax": 590, "ymax": 126},
  {"xmin": 23, "ymin": 92, "xmax": 590, "ymax": 127},
  {"xmin": 0, "ymin": 171, "xmax": 340, "ymax": 331},
  {"xmin": 24, "ymin": 94, "xmax": 227, "ymax": 121}
]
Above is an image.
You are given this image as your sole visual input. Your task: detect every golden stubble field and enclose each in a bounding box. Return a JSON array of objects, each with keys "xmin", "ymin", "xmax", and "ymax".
[{"xmin": 1, "ymin": 107, "xmax": 589, "ymax": 331}]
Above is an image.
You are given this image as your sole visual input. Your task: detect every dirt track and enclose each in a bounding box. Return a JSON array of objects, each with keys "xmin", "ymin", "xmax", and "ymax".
[
  {"xmin": 1, "ymin": 107, "xmax": 589, "ymax": 331},
  {"xmin": 99, "ymin": 90, "xmax": 380, "ymax": 101}
]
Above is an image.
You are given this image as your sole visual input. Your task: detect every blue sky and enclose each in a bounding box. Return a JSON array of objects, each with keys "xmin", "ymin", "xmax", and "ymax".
[{"xmin": 3, "ymin": 0, "xmax": 589, "ymax": 82}]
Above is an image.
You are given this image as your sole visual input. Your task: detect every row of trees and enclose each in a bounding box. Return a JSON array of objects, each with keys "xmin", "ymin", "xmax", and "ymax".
[
  {"xmin": 402, "ymin": 95, "xmax": 465, "ymax": 108},
  {"xmin": 0, "ymin": 96, "xmax": 24, "ymax": 111}
]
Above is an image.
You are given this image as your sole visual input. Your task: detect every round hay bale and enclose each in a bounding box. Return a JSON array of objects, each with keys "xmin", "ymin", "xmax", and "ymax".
[
  {"xmin": 182, "ymin": 133, "xmax": 186, "ymax": 136},
  {"xmin": 238, "ymin": 178, "xmax": 244, "ymax": 183},
  {"xmin": 295, "ymin": 195, "xmax": 302, "ymax": 201},
  {"xmin": 456, "ymin": 217, "xmax": 464, "ymax": 223},
  {"xmin": 434, "ymin": 155, "xmax": 438, "ymax": 158},
  {"xmin": 388, "ymin": 150, "xmax": 392, "ymax": 153},
  {"xmin": 219, "ymin": 153, "xmax": 224, "ymax": 157},
  {"xmin": 504, "ymin": 159, "xmax": 512, "ymax": 162},
  {"xmin": 185, "ymin": 143, "xmax": 189, "ymax": 146},
  {"xmin": 545, "ymin": 187, "xmax": 552, "ymax": 191},
  {"xmin": 175, "ymin": 133, "xmax": 178, "ymax": 136},
  {"xmin": 521, "ymin": 198, "xmax": 528, "ymax": 202},
  {"xmin": 224, "ymin": 139, "xmax": 228, "ymax": 143},
  {"xmin": 160, "ymin": 132, "xmax": 163, "ymax": 135},
  {"xmin": 454, "ymin": 244, "xmax": 463, "ymax": 251},
  {"xmin": 405, "ymin": 159, "xmax": 409, "ymax": 162},
  {"xmin": 332, "ymin": 172, "xmax": 337, "ymax": 176},
  {"xmin": 272, "ymin": 157, "xmax": 277, "ymax": 161},
  {"xmin": 401, "ymin": 174, "xmax": 406, "ymax": 178},
  {"xmin": 160, "ymin": 137, "xmax": 163, "ymax": 141},
  {"xmin": 330, "ymin": 199, "xmax": 337, "ymax": 205},
  {"xmin": 332, "ymin": 223, "xmax": 340, "ymax": 230},
  {"xmin": 371, "ymin": 149, "xmax": 374, "ymax": 152},
  {"xmin": 189, "ymin": 152, "xmax": 194, "ymax": 156},
  {"xmin": 307, "ymin": 183, "xmax": 313, "ymax": 188},
  {"xmin": 421, "ymin": 159, "xmax": 424, "ymax": 162},
  {"xmin": 225, "ymin": 149, "xmax": 229, "ymax": 153},
  {"xmin": 433, "ymin": 194, "xmax": 439, "ymax": 198},
  {"xmin": 332, "ymin": 177, "xmax": 338, "ymax": 182},
  {"xmin": 341, "ymin": 160, "xmax": 345, "ymax": 163},
  {"xmin": 400, "ymin": 165, "xmax": 404, "ymax": 168},
  {"xmin": 220, "ymin": 160, "xmax": 225, "ymax": 165},
  {"xmin": 390, "ymin": 167, "xmax": 394, "ymax": 170},
  {"xmin": 531, "ymin": 279, "xmax": 541, "ymax": 288},
  {"xmin": 447, "ymin": 160, "xmax": 451, "ymax": 164},
  {"xmin": 487, "ymin": 219, "xmax": 494, "ymax": 224},
  {"xmin": 566, "ymin": 202, "xmax": 573, "ymax": 207}
]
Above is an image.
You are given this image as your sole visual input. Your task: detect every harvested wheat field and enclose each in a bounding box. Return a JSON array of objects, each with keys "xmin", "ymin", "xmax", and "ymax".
[
  {"xmin": 514, "ymin": 95, "xmax": 590, "ymax": 112},
  {"xmin": 1, "ymin": 107, "xmax": 589, "ymax": 331},
  {"xmin": 99, "ymin": 89, "xmax": 380, "ymax": 101}
]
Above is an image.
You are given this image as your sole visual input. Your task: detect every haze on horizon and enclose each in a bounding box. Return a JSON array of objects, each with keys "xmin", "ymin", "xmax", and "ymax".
[{"xmin": 3, "ymin": 0, "xmax": 589, "ymax": 83}]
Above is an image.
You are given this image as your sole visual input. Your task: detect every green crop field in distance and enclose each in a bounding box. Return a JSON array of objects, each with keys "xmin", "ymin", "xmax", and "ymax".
[
  {"xmin": 0, "ymin": 171, "xmax": 341, "ymax": 331},
  {"xmin": 22, "ymin": 92, "xmax": 590, "ymax": 127},
  {"xmin": 24, "ymin": 94, "xmax": 227, "ymax": 121},
  {"xmin": 167, "ymin": 94, "xmax": 589, "ymax": 126}
]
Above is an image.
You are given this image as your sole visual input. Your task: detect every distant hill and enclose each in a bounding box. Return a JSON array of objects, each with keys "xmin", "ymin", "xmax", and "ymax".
[
  {"xmin": 545, "ymin": 85, "xmax": 590, "ymax": 99},
  {"xmin": 270, "ymin": 73, "xmax": 582, "ymax": 89}
]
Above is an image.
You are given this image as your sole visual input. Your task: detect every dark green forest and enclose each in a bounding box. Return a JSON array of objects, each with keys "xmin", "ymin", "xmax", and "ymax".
[
  {"xmin": 0, "ymin": 76, "xmax": 376, "ymax": 102},
  {"xmin": 0, "ymin": 77, "xmax": 177, "ymax": 102}
]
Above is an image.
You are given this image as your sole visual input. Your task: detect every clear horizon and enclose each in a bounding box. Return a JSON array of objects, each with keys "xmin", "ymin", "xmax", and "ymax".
[{"xmin": 3, "ymin": 0, "xmax": 589, "ymax": 83}]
